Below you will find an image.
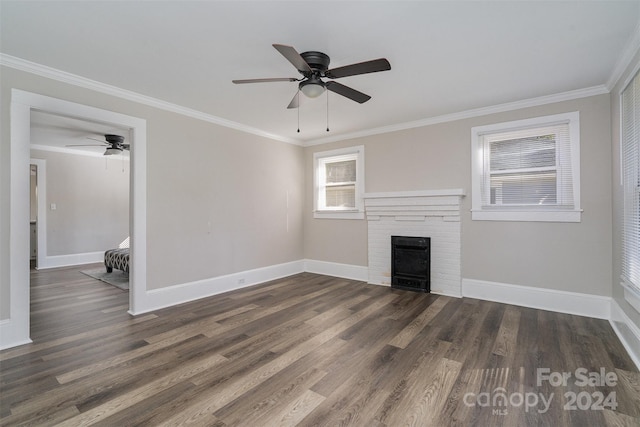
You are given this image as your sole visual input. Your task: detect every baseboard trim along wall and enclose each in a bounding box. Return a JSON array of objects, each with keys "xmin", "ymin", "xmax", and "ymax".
[
  {"xmin": 130, "ymin": 260, "xmax": 306, "ymax": 315},
  {"xmin": 461, "ymin": 278, "xmax": 639, "ymax": 369},
  {"xmin": 610, "ymin": 300, "xmax": 640, "ymax": 370},
  {"xmin": 461, "ymin": 278, "xmax": 611, "ymax": 319},
  {"xmin": 303, "ymin": 259, "xmax": 369, "ymax": 282},
  {"xmin": 37, "ymin": 251, "xmax": 105, "ymax": 270},
  {"xmin": 0, "ymin": 319, "xmax": 33, "ymax": 351}
]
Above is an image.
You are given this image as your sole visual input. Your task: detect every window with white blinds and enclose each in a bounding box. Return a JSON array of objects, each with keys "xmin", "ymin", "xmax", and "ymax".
[
  {"xmin": 322, "ymin": 159, "xmax": 357, "ymax": 208},
  {"xmin": 471, "ymin": 112, "xmax": 581, "ymax": 222},
  {"xmin": 313, "ymin": 146, "xmax": 365, "ymax": 219},
  {"xmin": 621, "ymin": 69, "xmax": 640, "ymax": 303}
]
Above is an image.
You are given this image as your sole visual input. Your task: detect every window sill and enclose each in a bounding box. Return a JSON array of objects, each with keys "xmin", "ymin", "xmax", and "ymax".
[
  {"xmin": 313, "ymin": 210, "xmax": 365, "ymax": 220},
  {"xmin": 471, "ymin": 209, "xmax": 582, "ymax": 222}
]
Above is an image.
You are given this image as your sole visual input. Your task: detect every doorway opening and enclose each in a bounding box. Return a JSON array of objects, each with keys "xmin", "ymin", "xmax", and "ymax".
[{"xmin": 2, "ymin": 89, "xmax": 147, "ymax": 350}]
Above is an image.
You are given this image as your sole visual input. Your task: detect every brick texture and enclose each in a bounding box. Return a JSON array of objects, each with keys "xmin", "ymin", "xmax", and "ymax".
[{"xmin": 364, "ymin": 193, "xmax": 463, "ymax": 297}]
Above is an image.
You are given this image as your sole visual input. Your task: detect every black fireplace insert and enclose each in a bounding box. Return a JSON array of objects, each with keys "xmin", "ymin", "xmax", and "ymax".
[{"xmin": 391, "ymin": 236, "xmax": 430, "ymax": 292}]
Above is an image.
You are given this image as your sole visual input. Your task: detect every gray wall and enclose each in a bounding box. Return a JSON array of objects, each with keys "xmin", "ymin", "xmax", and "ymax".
[
  {"xmin": 144, "ymin": 111, "xmax": 304, "ymax": 290},
  {"xmin": 0, "ymin": 66, "xmax": 305, "ymax": 319},
  {"xmin": 611, "ymin": 52, "xmax": 640, "ymax": 329},
  {"xmin": 30, "ymin": 149, "xmax": 129, "ymax": 256},
  {"xmin": 0, "ymin": 63, "xmax": 622, "ymax": 323},
  {"xmin": 304, "ymin": 94, "xmax": 613, "ymax": 297}
]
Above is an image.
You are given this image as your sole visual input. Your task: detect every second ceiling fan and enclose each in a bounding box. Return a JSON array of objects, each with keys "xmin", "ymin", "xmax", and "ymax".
[
  {"xmin": 66, "ymin": 134, "xmax": 129, "ymax": 155},
  {"xmin": 233, "ymin": 44, "xmax": 391, "ymax": 109}
]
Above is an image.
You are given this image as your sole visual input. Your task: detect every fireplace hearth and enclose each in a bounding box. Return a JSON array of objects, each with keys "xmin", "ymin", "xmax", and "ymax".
[{"xmin": 391, "ymin": 236, "xmax": 430, "ymax": 292}]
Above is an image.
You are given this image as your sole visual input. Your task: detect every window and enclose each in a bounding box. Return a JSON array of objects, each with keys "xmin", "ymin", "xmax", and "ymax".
[
  {"xmin": 471, "ymin": 112, "xmax": 581, "ymax": 222},
  {"xmin": 313, "ymin": 146, "xmax": 364, "ymax": 219},
  {"xmin": 621, "ymin": 69, "xmax": 640, "ymax": 311}
]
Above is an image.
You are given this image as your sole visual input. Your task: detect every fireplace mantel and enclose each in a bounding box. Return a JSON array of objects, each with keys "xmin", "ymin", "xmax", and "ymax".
[
  {"xmin": 363, "ymin": 189, "xmax": 465, "ymax": 222},
  {"xmin": 363, "ymin": 189, "xmax": 464, "ymax": 297}
]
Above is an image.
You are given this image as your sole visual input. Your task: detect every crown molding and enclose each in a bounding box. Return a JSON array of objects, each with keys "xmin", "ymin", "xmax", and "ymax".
[
  {"xmin": 606, "ymin": 21, "xmax": 640, "ymax": 91},
  {"xmin": 304, "ymin": 85, "xmax": 609, "ymax": 146},
  {"xmin": 0, "ymin": 53, "xmax": 612, "ymax": 149},
  {"xmin": 0, "ymin": 53, "xmax": 302, "ymax": 146}
]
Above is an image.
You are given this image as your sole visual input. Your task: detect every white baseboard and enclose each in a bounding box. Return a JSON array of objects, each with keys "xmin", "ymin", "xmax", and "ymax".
[
  {"xmin": 431, "ymin": 288, "xmax": 462, "ymax": 299},
  {"xmin": 610, "ymin": 299, "xmax": 640, "ymax": 370},
  {"xmin": 462, "ymin": 278, "xmax": 611, "ymax": 319},
  {"xmin": 130, "ymin": 260, "xmax": 305, "ymax": 315},
  {"xmin": 0, "ymin": 319, "xmax": 32, "ymax": 350},
  {"xmin": 303, "ymin": 259, "xmax": 368, "ymax": 282},
  {"xmin": 37, "ymin": 251, "xmax": 104, "ymax": 269}
]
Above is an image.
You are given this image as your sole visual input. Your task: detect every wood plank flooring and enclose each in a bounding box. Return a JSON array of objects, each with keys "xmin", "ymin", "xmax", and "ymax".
[{"xmin": 1, "ymin": 264, "xmax": 639, "ymax": 426}]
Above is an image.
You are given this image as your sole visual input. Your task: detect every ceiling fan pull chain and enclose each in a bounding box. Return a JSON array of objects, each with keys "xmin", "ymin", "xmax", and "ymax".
[
  {"xmin": 326, "ymin": 90, "xmax": 330, "ymax": 132},
  {"xmin": 297, "ymin": 90, "xmax": 300, "ymax": 133}
]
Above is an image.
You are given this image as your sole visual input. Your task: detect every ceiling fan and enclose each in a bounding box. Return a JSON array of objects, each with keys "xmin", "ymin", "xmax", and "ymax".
[
  {"xmin": 233, "ymin": 44, "xmax": 391, "ymax": 109},
  {"xmin": 66, "ymin": 134, "xmax": 129, "ymax": 155}
]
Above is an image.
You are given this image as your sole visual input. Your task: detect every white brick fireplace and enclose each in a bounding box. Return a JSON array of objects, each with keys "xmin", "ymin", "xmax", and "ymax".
[{"xmin": 363, "ymin": 189, "xmax": 465, "ymax": 297}]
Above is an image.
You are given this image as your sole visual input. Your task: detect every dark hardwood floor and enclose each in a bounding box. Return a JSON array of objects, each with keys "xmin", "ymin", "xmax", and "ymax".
[{"xmin": 1, "ymin": 264, "xmax": 639, "ymax": 426}]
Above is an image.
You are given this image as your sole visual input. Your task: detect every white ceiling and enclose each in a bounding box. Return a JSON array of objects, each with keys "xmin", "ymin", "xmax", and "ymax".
[{"xmin": 2, "ymin": 1, "xmax": 639, "ymax": 145}]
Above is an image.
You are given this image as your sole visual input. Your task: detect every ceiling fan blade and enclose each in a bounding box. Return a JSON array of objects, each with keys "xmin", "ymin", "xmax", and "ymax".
[
  {"xmin": 325, "ymin": 58, "xmax": 391, "ymax": 79},
  {"xmin": 122, "ymin": 144, "xmax": 131, "ymax": 150},
  {"xmin": 232, "ymin": 77, "xmax": 298, "ymax": 84},
  {"xmin": 65, "ymin": 144, "xmax": 105, "ymax": 147},
  {"xmin": 287, "ymin": 91, "xmax": 302, "ymax": 109},
  {"xmin": 87, "ymin": 137, "xmax": 109, "ymax": 144},
  {"xmin": 325, "ymin": 81, "xmax": 371, "ymax": 104},
  {"xmin": 273, "ymin": 44, "xmax": 312, "ymax": 74}
]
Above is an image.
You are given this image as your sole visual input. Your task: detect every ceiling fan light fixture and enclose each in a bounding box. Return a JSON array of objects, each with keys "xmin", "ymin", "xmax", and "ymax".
[
  {"xmin": 104, "ymin": 147, "xmax": 122, "ymax": 156},
  {"xmin": 300, "ymin": 78, "xmax": 325, "ymax": 98},
  {"xmin": 232, "ymin": 44, "xmax": 391, "ymax": 108}
]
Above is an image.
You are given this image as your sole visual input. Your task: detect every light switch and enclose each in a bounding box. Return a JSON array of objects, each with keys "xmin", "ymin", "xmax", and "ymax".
[{"xmin": 50, "ymin": 203, "xmax": 56, "ymax": 211}]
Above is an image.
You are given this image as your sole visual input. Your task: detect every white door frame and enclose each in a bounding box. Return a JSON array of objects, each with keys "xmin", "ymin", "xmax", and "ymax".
[{"xmin": 2, "ymin": 89, "xmax": 147, "ymax": 349}]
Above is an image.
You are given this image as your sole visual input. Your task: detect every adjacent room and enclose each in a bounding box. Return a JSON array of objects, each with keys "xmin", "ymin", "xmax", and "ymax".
[{"xmin": 1, "ymin": 1, "xmax": 640, "ymax": 425}]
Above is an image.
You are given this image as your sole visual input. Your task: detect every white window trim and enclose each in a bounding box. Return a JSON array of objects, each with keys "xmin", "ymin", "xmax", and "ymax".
[
  {"xmin": 619, "ymin": 67, "xmax": 640, "ymax": 313},
  {"xmin": 471, "ymin": 112, "xmax": 582, "ymax": 222},
  {"xmin": 313, "ymin": 145, "xmax": 365, "ymax": 220}
]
